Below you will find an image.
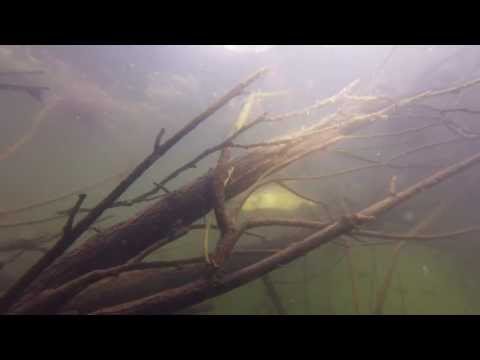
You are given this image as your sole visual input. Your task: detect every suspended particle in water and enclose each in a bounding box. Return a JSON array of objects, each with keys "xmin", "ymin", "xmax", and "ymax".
[
  {"xmin": 403, "ymin": 211, "xmax": 415, "ymax": 223},
  {"xmin": 422, "ymin": 264, "xmax": 430, "ymax": 277}
]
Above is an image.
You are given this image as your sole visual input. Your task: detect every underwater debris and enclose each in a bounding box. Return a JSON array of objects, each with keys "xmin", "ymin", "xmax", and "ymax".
[
  {"xmin": 233, "ymin": 90, "xmax": 288, "ymax": 131},
  {"xmin": 241, "ymin": 184, "xmax": 317, "ymax": 213},
  {"xmin": 6, "ymin": 46, "xmax": 480, "ymax": 315}
]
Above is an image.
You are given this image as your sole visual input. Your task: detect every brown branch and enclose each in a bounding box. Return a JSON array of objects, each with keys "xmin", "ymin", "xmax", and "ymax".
[
  {"xmin": 125, "ymin": 114, "xmax": 268, "ymax": 207},
  {"xmin": 171, "ymin": 77, "xmax": 480, "ymax": 223},
  {"xmin": 0, "ymin": 68, "xmax": 269, "ymax": 313},
  {"xmin": 256, "ymin": 133, "xmax": 475, "ymax": 191},
  {"xmin": 388, "ymin": 137, "xmax": 472, "ymax": 163},
  {"xmin": 342, "ymin": 122, "xmax": 445, "ymax": 141},
  {"xmin": 368, "ymin": 246, "xmax": 378, "ymax": 313},
  {"xmin": 343, "ymin": 238, "xmax": 360, "ymax": 314},
  {"xmin": 211, "ymin": 217, "xmax": 331, "ymax": 269},
  {"xmin": 10, "ymin": 219, "xmax": 327, "ymax": 314},
  {"xmin": 127, "ymin": 224, "xmax": 191, "ymax": 264},
  {"xmin": 0, "ymin": 235, "xmax": 56, "ymax": 254},
  {"xmin": 14, "ymin": 76, "xmax": 480, "ymax": 314},
  {"xmin": 0, "ymin": 167, "xmax": 133, "ymax": 217},
  {"xmin": 372, "ymin": 240, "xmax": 405, "ymax": 315},
  {"xmin": 274, "ymin": 181, "xmax": 323, "ymax": 206},
  {"xmin": 209, "ymin": 126, "xmax": 238, "ymax": 268},
  {"xmin": 372, "ymin": 201, "xmax": 449, "ymax": 314},
  {"xmin": 410, "ymin": 102, "xmax": 480, "ymax": 116},
  {"xmin": 262, "ymin": 274, "xmax": 287, "ymax": 315},
  {"xmin": 89, "ymin": 216, "xmax": 366, "ymax": 314},
  {"xmin": 237, "ymin": 135, "xmax": 459, "ymax": 222},
  {"xmin": 0, "ymin": 216, "xmax": 112, "ymax": 258},
  {"xmin": 265, "ymin": 79, "xmax": 360, "ymax": 122},
  {"xmin": 90, "ymin": 149, "xmax": 480, "ymax": 314},
  {"xmin": 212, "ymin": 146, "xmax": 235, "ymax": 234},
  {"xmin": 230, "ymin": 138, "xmax": 297, "ymax": 150},
  {"xmin": 10, "ymin": 260, "xmax": 208, "ymax": 314},
  {"xmin": 229, "ymin": 124, "xmax": 337, "ymax": 150},
  {"xmin": 13, "ymin": 246, "xmax": 289, "ymax": 314},
  {"xmin": 0, "ymin": 250, "xmax": 26, "ymax": 269},
  {"xmin": 116, "ymin": 69, "xmax": 270, "ymax": 206},
  {"xmin": 0, "ymin": 215, "xmax": 66, "ymax": 229},
  {"xmin": 153, "ymin": 128, "xmax": 166, "ymax": 151},
  {"xmin": 354, "ymin": 226, "xmax": 480, "ymax": 242},
  {"xmin": 232, "ymin": 136, "xmax": 346, "ymax": 218},
  {"xmin": 62, "ymin": 194, "xmax": 87, "ymax": 235}
]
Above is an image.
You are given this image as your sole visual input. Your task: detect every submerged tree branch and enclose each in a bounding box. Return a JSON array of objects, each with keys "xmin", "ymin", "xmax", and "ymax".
[
  {"xmin": 0, "ymin": 68, "xmax": 269, "ymax": 313},
  {"xmin": 7, "ymin": 75, "xmax": 480, "ymax": 314},
  {"xmin": 89, "ymin": 149, "xmax": 480, "ymax": 314}
]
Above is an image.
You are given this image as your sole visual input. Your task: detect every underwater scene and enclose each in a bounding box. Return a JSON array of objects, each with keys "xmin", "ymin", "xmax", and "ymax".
[{"xmin": 1, "ymin": 45, "xmax": 480, "ymax": 315}]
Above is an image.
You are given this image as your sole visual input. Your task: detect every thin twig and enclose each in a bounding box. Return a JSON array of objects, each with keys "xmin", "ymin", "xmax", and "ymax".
[
  {"xmin": 0, "ymin": 167, "xmax": 134, "ymax": 217},
  {"xmin": 354, "ymin": 226, "xmax": 480, "ymax": 242},
  {"xmin": 0, "ymin": 215, "xmax": 66, "ymax": 229},
  {"xmin": 262, "ymin": 274, "xmax": 287, "ymax": 315},
  {"xmin": 0, "ymin": 235, "xmax": 57, "ymax": 254},
  {"xmin": 343, "ymin": 238, "xmax": 360, "ymax": 314},
  {"xmin": 63, "ymin": 194, "xmax": 87, "ymax": 236},
  {"xmin": 372, "ymin": 202, "xmax": 449, "ymax": 314}
]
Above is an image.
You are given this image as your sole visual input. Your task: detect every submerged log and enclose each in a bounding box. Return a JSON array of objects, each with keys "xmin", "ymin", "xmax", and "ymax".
[
  {"xmin": 59, "ymin": 230, "xmax": 314, "ymax": 314},
  {"xmin": 17, "ymin": 110, "xmax": 349, "ymax": 304}
]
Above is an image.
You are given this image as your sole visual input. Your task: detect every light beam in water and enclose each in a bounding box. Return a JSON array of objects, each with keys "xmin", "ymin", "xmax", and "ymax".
[{"xmin": 223, "ymin": 45, "xmax": 275, "ymax": 54}]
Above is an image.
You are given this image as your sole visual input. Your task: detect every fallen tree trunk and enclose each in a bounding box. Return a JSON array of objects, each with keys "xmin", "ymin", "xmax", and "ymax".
[{"xmin": 12, "ymin": 76, "xmax": 480, "ymax": 313}]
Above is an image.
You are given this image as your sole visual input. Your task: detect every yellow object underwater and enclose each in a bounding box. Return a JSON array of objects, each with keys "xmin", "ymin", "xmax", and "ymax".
[
  {"xmin": 233, "ymin": 91, "xmax": 289, "ymax": 131},
  {"xmin": 241, "ymin": 184, "xmax": 316, "ymax": 212}
]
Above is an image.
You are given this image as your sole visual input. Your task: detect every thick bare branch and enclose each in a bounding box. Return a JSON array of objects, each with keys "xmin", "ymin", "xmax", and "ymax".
[
  {"xmin": 12, "ymin": 76, "xmax": 480, "ymax": 314},
  {"xmin": 0, "ymin": 68, "xmax": 270, "ymax": 313},
  {"xmin": 91, "ymin": 149, "xmax": 480, "ymax": 314}
]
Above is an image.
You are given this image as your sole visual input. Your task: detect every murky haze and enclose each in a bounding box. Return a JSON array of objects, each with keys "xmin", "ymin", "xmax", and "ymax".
[{"xmin": 2, "ymin": 45, "xmax": 480, "ymax": 314}]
